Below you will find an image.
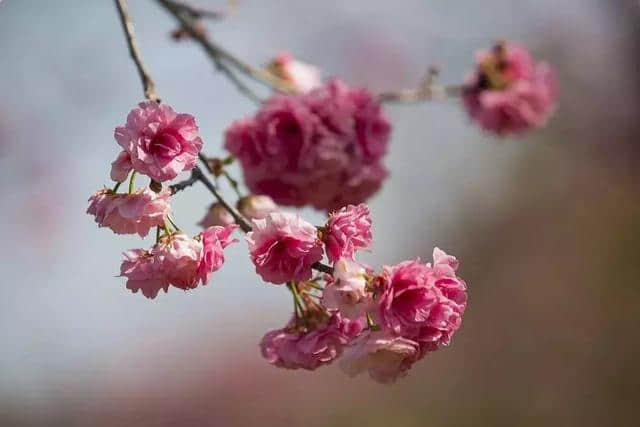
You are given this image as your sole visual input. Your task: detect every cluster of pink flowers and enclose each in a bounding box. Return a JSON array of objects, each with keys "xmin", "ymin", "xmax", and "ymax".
[
  {"xmin": 225, "ymin": 79, "xmax": 391, "ymax": 211},
  {"xmin": 121, "ymin": 225, "xmax": 237, "ymax": 299},
  {"xmin": 254, "ymin": 203, "xmax": 467, "ymax": 383},
  {"xmin": 463, "ymin": 42, "xmax": 556, "ymax": 135}
]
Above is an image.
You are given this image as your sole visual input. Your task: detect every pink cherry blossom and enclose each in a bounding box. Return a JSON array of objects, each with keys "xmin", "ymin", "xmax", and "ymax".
[
  {"xmin": 340, "ymin": 330, "xmax": 419, "ymax": 384},
  {"xmin": 246, "ymin": 212, "xmax": 323, "ymax": 284},
  {"xmin": 237, "ymin": 194, "xmax": 278, "ymax": 221},
  {"xmin": 197, "ymin": 202, "xmax": 235, "ymax": 228},
  {"xmin": 267, "ymin": 51, "xmax": 323, "ymax": 92},
  {"xmin": 260, "ymin": 314, "xmax": 362, "ymax": 370},
  {"xmin": 114, "ymin": 101, "xmax": 203, "ymax": 182},
  {"xmin": 324, "ymin": 203, "xmax": 372, "ymax": 263},
  {"xmin": 196, "ymin": 225, "xmax": 238, "ymax": 285},
  {"xmin": 375, "ymin": 249, "xmax": 467, "ymax": 355},
  {"xmin": 119, "ymin": 225, "xmax": 237, "ymax": 298},
  {"xmin": 463, "ymin": 42, "xmax": 556, "ymax": 135},
  {"xmin": 322, "ymin": 258, "xmax": 372, "ymax": 319},
  {"xmin": 120, "ymin": 249, "xmax": 169, "ymax": 299},
  {"xmin": 110, "ymin": 151, "xmax": 132, "ymax": 182},
  {"xmin": 225, "ymin": 79, "xmax": 390, "ymax": 211},
  {"xmin": 87, "ymin": 187, "xmax": 171, "ymax": 237}
]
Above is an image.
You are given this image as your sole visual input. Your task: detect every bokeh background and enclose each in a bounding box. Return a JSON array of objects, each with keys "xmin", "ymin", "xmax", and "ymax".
[{"xmin": 1, "ymin": 1, "xmax": 639, "ymax": 426}]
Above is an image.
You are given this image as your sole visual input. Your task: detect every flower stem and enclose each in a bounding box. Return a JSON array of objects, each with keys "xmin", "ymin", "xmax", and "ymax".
[
  {"xmin": 113, "ymin": 181, "xmax": 122, "ymax": 193},
  {"xmin": 288, "ymin": 281, "xmax": 305, "ymax": 316},
  {"xmin": 167, "ymin": 215, "xmax": 181, "ymax": 231},
  {"xmin": 128, "ymin": 170, "xmax": 137, "ymax": 194}
]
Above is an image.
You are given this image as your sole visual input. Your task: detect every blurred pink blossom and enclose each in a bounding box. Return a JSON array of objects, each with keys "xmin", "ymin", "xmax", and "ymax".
[
  {"xmin": 267, "ymin": 51, "xmax": 323, "ymax": 92},
  {"xmin": 197, "ymin": 202, "xmax": 235, "ymax": 228}
]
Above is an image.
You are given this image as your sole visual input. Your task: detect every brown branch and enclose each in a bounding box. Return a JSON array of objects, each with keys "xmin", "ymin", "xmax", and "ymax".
[
  {"xmin": 157, "ymin": 0, "xmax": 295, "ymax": 95},
  {"xmin": 377, "ymin": 84, "xmax": 465, "ymax": 104},
  {"xmin": 114, "ymin": 0, "xmax": 159, "ymax": 102},
  {"xmin": 164, "ymin": 0, "xmax": 229, "ymax": 20}
]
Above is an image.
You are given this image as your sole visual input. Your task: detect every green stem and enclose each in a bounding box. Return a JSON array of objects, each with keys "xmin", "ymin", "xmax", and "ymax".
[
  {"xmin": 156, "ymin": 225, "xmax": 161, "ymax": 243},
  {"xmin": 167, "ymin": 215, "xmax": 181, "ymax": 232},
  {"xmin": 128, "ymin": 170, "xmax": 137, "ymax": 194},
  {"xmin": 113, "ymin": 181, "xmax": 122, "ymax": 193},
  {"xmin": 162, "ymin": 220, "xmax": 172, "ymax": 236},
  {"xmin": 288, "ymin": 281, "xmax": 305, "ymax": 316},
  {"xmin": 306, "ymin": 281, "xmax": 324, "ymax": 291},
  {"xmin": 366, "ymin": 312, "xmax": 380, "ymax": 331}
]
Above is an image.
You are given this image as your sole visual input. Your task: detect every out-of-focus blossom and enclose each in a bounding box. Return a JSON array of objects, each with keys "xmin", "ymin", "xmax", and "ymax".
[
  {"xmin": 236, "ymin": 194, "xmax": 278, "ymax": 221},
  {"xmin": 322, "ymin": 258, "xmax": 371, "ymax": 319},
  {"xmin": 260, "ymin": 314, "xmax": 362, "ymax": 370},
  {"xmin": 266, "ymin": 51, "xmax": 323, "ymax": 92},
  {"xmin": 87, "ymin": 187, "xmax": 171, "ymax": 237},
  {"xmin": 324, "ymin": 203, "xmax": 372, "ymax": 263},
  {"xmin": 340, "ymin": 330, "xmax": 419, "ymax": 384},
  {"xmin": 375, "ymin": 248, "xmax": 467, "ymax": 355},
  {"xmin": 198, "ymin": 202, "xmax": 235, "ymax": 228},
  {"xmin": 225, "ymin": 79, "xmax": 391, "ymax": 211},
  {"xmin": 246, "ymin": 212, "xmax": 323, "ymax": 284},
  {"xmin": 114, "ymin": 101, "xmax": 203, "ymax": 182},
  {"xmin": 120, "ymin": 225, "xmax": 237, "ymax": 298},
  {"xmin": 463, "ymin": 42, "xmax": 556, "ymax": 135}
]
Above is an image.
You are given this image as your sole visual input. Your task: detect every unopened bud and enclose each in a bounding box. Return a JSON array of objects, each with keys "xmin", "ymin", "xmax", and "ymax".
[
  {"xmin": 237, "ymin": 194, "xmax": 278, "ymax": 220},
  {"xmin": 197, "ymin": 202, "xmax": 235, "ymax": 228}
]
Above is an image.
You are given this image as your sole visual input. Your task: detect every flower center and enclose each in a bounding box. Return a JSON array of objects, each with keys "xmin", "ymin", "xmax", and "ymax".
[{"xmin": 150, "ymin": 130, "xmax": 182, "ymax": 158}]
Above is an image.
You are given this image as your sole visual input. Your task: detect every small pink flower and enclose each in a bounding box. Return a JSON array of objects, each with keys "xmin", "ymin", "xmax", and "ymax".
[
  {"xmin": 114, "ymin": 101, "xmax": 203, "ymax": 182},
  {"xmin": 225, "ymin": 80, "xmax": 390, "ymax": 211},
  {"xmin": 120, "ymin": 249, "xmax": 169, "ymax": 299},
  {"xmin": 237, "ymin": 194, "xmax": 278, "ymax": 221},
  {"xmin": 322, "ymin": 258, "xmax": 371, "ymax": 319},
  {"xmin": 110, "ymin": 151, "xmax": 132, "ymax": 182},
  {"xmin": 196, "ymin": 225, "xmax": 238, "ymax": 285},
  {"xmin": 375, "ymin": 249, "xmax": 467, "ymax": 355},
  {"xmin": 324, "ymin": 203, "xmax": 372, "ymax": 263},
  {"xmin": 120, "ymin": 225, "xmax": 237, "ymax": 298},
  {"xmin": 260, "ymin": 314, "xmax": 362, "ymax": 370},
  {"xmin": 246, "ymin": 212, "xmax": 323, "ymax": 284},
  {"xmin": 340, "ymin": 330, "xmax": 419, "ymax": 384},
  {"xmin": 463, "ymin": 42, "xmax": 556, "ymax": 135},
  {"xmin": 197, "ymin": 202, "xmax": 235, "ymax": 228},
  {"xmin": 87, "ymin": 187, "xmax": 171, "ymax": 237},
  {"xmin": 267, "ymin": 51, "xmax": 323, "ymax": 92}
]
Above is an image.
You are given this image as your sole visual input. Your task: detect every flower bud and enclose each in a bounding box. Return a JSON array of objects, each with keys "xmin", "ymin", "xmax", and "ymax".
[
  {"xmin": 198, "ymin": 202, "xmax": 235, "ymax": 228},
  {"xmin": 237, "ymin": 194, "xmax": 278, "ymax": 221}
]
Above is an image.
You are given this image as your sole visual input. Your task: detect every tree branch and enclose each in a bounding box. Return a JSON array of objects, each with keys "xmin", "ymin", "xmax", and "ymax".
[
  {"xmin": 377, "ymin": 84, "xmax": 464, "ymax": 103},
  {"xmin": 157, "ymin": 0, "xmax": 295, "ymax": 95},
  {"xmin": 114, "ymin": 0, "xmax": 159, "ymax": 102}
]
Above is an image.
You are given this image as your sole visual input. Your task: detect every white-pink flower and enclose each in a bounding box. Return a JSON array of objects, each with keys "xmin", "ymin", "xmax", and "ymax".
[
  {"xmin": 322, "ymin": 258, "xmax": 372, "ymax": 319},
  {"xmin": 340, "ymin": 330, "xmax": 419, "ymax": 384},
  {"xmin": 87, "ymin": 187, "xmax": 171, "ymax": 237},
  {"xmin": 246, "ymin": 212, "xmax": 323, "ymax": 284},
  {"xmin": 237, "ymin": 194, "xmax": 278, "ymax": 221},
  {"xmin": 120, "ymin": 249, "xmax": 169, "ymax": 299},
  {"xmin": 324, "ymin": 203, "xmax": 372, "ymax": 263},
  {"xmin": 114, "ymin": 101, "xmax": 203, "ymax": 182},
  {"xmin": 268, "ymin": 51, "xmax": 322, "ymax": 93}
]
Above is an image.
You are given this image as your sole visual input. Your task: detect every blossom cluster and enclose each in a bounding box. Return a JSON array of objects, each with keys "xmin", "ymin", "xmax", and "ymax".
[
  {"xmin": 225, "ymin": 79, "xmax": 391, "ymax": 211},
  {"xmin": 254, "ymin": 205, "xmax": 467, "ymax": 383}
]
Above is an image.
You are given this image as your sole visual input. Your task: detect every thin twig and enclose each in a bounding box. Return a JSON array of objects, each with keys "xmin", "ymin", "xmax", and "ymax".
[
  {"xmin": 114, "ymin": 0, "xmax": 159, "ymax": 102},
  {"xmin": 157, "ymin": 0, "xmax": 295, "ymax": 95},
  {"xmin": 377, "ymin": 84, "xmax": 464, "ymax": 104},
  {"xmin": 169, "ymin": 170, "xmax": 199, "ymax": 194},
  {"xmin": 165, "ymin": 0, "xmax": 229, "ymax": 20}
]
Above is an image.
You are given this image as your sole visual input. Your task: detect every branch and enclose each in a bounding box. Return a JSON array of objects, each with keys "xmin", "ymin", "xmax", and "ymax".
[
  {"xmin": 165, "ymin": 0, "xmax": 230, "ymax": 20},
  {"xmin": 157, "ymin": 0, "xmax": 295, "ymax": 95},
  {"xmin": 114, "ymin": 0, "xmax": 159, "ymax": 102},
  {"xmin": 115, "ymin": 0, "xmax": 333, "ymax": 275},
  {"xmin": 378, "ymin": 84, "xmax": 464, "ymax": 104}
]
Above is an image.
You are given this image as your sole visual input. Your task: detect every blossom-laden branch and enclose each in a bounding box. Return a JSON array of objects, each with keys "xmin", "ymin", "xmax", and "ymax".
[{"xmin": 114, "ymin": 0, "xmax": 159, "ymax": 102}]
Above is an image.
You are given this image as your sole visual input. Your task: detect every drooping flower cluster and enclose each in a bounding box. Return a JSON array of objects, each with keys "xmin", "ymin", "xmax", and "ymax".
[
  {"xmin": 463, "ymin": 42, "xmax": 556, "ymax": 135},
  {"xmin": 256, "ymin": 204, "xmax": 467, "ymax": 383},
  {"xmin": 121, "ymin": 225, "xmax": 237, "ymax": 299},
  {"xmin": 88, "ymin": 102, "xmax": 239, "ymax": 298},
  {"xmin": 225, "ymin": 79, "xmax": 391, "ymax": 211}
]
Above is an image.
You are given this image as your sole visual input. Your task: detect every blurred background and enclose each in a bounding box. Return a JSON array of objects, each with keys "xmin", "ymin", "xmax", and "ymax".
[{"xmin": 1, "ymin": 1, "xmax": 639, "ymax": 426}]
